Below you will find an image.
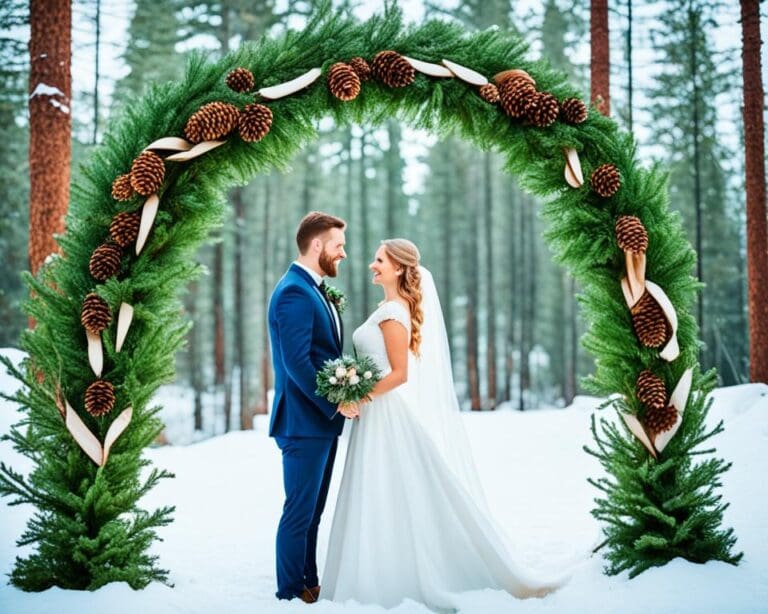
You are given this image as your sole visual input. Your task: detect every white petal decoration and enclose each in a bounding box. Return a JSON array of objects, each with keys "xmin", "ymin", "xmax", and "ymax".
[
  {"xmin": 563, "ymin": 147, "xmax": 584, "ymax": 188},
  {"xmin": 645, "ymin": 280, "xmax": 680, "ymax": 362},
  {"xmin": 115, "ymin": 302, "xmax": 134, "ymax": 353},
  {"xmin": 102, "ymin": 406, "xmax": 133, "ymax": 466},
  {"xmin": 164, "ymin": 140, "xmax": 225, "ymax": 162},
  {"xmin": 623, "ymin": 251, "xmax": 647, "ymax": 305},
  {"xmin": 402, "ymin": 56, "xmax": 454, "ymax": 78},
  {"xmin": 653, "ymin": 367, "xmax": 693, "ymax": 453},
  {"xmin": 441, "ymin": 59, "xmax": 487, "ymax": 85},
  {"xmin": 257, "ymin": 67, "xmax": 322, "ymax": 100},
  {"xmin": 620, "ymin": 411, "xmax": 657, "ymax": 459},
  {"xmin": 86, "ymin": 329, "xmax": 103, "ymax": 378},
  {"xmin": 135, "ymin": 194, "xmax": 159, "ymax": 256},
  {"xmin": 621, "ymin": 274, "xmax": 643, "ymax": 310},
  {"xmin": 65, "ymin": 399, "xmax": 102, "ymax": 466},
  {"xmin": 143, "ymin": 137, "xmax": 192, "ymax": 153}
]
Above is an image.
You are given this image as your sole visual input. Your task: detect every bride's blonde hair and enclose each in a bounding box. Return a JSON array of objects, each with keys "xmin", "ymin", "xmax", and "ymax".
[{"xmin": 381, "ymin": 238, "xmax": 423, "ymax": 356}]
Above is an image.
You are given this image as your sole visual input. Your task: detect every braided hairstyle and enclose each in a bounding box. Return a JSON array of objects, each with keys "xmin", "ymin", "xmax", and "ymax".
[{"xmin": 381, "ymin": 239, "xmax": 424, "ymax": 356}]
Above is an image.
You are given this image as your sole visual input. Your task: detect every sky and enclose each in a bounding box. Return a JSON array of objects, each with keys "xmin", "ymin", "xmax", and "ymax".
[{"xmin": 65, "ymin": 0, "xmax": 768, "ymax": 200}]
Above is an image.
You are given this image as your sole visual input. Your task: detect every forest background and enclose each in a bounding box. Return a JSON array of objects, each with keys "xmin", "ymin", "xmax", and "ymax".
[{"xmin": 1, "ymin": 0, "xmax": 765, "ymax": 437}]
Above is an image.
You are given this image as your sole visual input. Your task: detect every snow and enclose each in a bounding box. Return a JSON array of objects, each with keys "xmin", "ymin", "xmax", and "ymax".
[
  {"xmin": 28, "ymin": 83, "xmax": 70, "ymax": 114},
  {"xmin": 28, "ymin": 83, "xmax": 65, "ymax": 99},
  {"xmin": 0, "ymin": 347, "xmax": 766, "ymax": 613}
]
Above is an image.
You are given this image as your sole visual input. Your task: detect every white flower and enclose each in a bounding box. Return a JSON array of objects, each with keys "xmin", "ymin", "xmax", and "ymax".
[
  {"xmin": 335, "ymin": 366, "xmax": 347, "ymax": 378},
  {"xmin": 328, "ymin": 376, "xmax": 337, "ymax": 385},
  {"xmin": 349, "ymin": 375, "xmax": 360, "ymax": 385},
  {"xmin": 347, "ymin": 368, "xmax": 357, "ymax": 378},
  {"xmin": 363, "ymin": 371, "xmax": 372, "ymax": 380}
]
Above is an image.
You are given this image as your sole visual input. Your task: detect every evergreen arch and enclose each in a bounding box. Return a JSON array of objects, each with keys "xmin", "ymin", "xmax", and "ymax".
[{"xmin": 0, "ymin": 5, "xmax": 740, "ymax": 590}]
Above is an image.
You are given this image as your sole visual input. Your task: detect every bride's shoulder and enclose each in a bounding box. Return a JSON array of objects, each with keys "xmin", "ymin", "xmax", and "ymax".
[{"xmin": 374, "ymin": 300, "xmax": 410, "ymax": 324}]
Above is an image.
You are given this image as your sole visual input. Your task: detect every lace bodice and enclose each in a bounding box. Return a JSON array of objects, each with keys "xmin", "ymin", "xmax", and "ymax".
[{"xmin": 352, "ymin": 301, "xmax": 411, "ymax": 374}]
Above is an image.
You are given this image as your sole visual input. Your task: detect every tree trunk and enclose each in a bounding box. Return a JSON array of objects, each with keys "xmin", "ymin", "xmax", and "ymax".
[
  {"xmin": 567, "ymin": 277, "xmax": 578, "ymax": 404},
  {"xmin": 442, "ymin": 148, "xmax": 455, "ymax": 362},
  {"xmin": 626, "ymin": 0, "xmax": 633, "ymax": 131},
  {"xmin": 302, "ymin": 145, "xmax": 316, "ymax": 214},
  {"xmin": 483, "ymin": 152, "xmax": 497, "ymax": 408},
  {"xmin": 257, "ymin": 177, "xmax": 272, "ymax": 415},
  {"xmin": 344, "ymin": 127, "xmax": 356, "ymax": 324},
  {"xmin": 28, "ymin": 0, "xmax": 71, "ymax": 276},
  {"xmin": 688, "ymin": 4, "xmax": 704, "ymax": 340},
  {"xmin": 188, "ymin": 282, "xmax": 203, "ymax": 432},
  {"xmin": 386, "ymin": 121, "xmax": 403, "ymax": 237},
  {"xmin": 93, "ymin": 0, "xmax": 101, "ymax": 144},
  {"xmin": 504, "ymin": 183, "xmax": 518, "ymax": 403},
  {"xmin": 233, "ymin": 188, "xmax": 251, "ymax": 430},
  {"xmin": 590, "ymin": 0, "xmax": 610, "ymax": 116},
  {"xmin": 466, "ymin": 162, "xmax": 481, "ymax": 411},
  {"xmin": 359, "ymin": 130, "xmax": 371, "ymax": 316},
  {"xmin": 740, "ymin": 0, "xmax": 768, "ymax": 382},
  {"xmin": 528, "ymin": 197, "xmax": 538, "ymax": 406},
  {"xmin": 215, "ymin": 2, "xmax": 231, "ymax": 432},
  {"xmin": 519, "ymin": 195, "xmax": 531, "ymax": 410}
]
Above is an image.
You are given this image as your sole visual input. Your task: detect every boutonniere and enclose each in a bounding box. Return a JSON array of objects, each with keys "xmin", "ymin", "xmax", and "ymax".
[{"xmin": 324, "ymin": 284, "xmax": 347, "ymax": 315}]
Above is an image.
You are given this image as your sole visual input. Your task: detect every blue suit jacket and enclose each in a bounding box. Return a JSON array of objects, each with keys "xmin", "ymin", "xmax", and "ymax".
[{"xmin": 268, "ymin": 264, "xmax": 345, "ymax": 438}]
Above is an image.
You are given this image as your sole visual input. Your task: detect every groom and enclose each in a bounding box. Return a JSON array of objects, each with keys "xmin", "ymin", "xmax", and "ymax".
[{"xmin": 268, "ymin": 211, "xmax": 359, "ymax": 603}]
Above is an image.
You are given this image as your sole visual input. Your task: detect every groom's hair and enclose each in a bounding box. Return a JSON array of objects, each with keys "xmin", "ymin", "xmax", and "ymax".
[{"xmin": 296, "ymin": 211, "xmax": 346, "ymax": 254}]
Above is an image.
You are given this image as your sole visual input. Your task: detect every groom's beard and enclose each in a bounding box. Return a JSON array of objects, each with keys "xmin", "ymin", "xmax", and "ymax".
[{"xmin": 319, "ymin": 249, "xmax": 341, "ymax": 277}]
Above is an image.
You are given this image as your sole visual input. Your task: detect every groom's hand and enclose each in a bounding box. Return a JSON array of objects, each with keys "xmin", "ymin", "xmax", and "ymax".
[{"xmin": 337, "ymin": 402, "xmax": 360, "ymax": 419}]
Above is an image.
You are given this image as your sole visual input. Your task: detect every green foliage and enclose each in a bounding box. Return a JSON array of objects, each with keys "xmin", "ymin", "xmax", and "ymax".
[
  {"xmin": 1, "ymin": 0, "xmax": 739, "ymax": 589},
  {"xmin": 315, "ymin": 355, "xmax": 381, "ymax": 405},
  {"xmin": 585, "ymin": 368, "xmax": 742, "ymax": 577}
]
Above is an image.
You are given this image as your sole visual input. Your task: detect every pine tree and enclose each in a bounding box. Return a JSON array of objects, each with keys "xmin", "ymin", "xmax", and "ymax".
[
  {"xmin": 648, "ymin": 0, "xmax": 745, "ymax": 384},
  {"xmin": 585, "ymin": 369, "xmax": 742, "ymax": 577},
  {"xmin": 740, "ymin": 0, "xmax": 768, "ymax": 382},
  {"xmin": 0, "ymin": 1, "xmax": 30, "ymax": 344}
]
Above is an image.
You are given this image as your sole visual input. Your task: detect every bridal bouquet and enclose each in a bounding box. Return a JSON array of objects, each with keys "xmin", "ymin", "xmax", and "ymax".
[{"xmin": 316, "ymin": 355, "xmax": 381, "ymax": 405}]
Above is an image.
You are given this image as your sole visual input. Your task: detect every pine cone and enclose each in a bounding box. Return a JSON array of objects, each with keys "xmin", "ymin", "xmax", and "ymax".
[
  {"xmin": 84, "ymin": 379, "xmax": 115, "ymax": 418},
  {"xmin": 631, "ymin": 290, "xmax": 671, "ymax": 348},
  {"xmin": 328, "ymin": 62, "xmax": 361, "ymax": 101},
  {"xmin": 111, "ymin": 174, "xmax": 134, "ymax": 201},
  {"xmin": 348, "ymin": 57, "xmax": 372, "ymax": 82},
  {"xmin": 80, "ymin": 293, "xmax": 111, "ymax": 334},
  {"xmin": 238, "ymin": 103, "xmax": 273, "ymax": 143},
  {"xmin": 526, "ymin": 91, "xmax": 559, "ymax": 127},
  {"xmin": 226, "ymin": 67, "xmax": 255, "ymax": 93},
  {"xmin": 478, "ymin": 83, "xmax": 499, "ymax": 104},
  {"xmin": 615, "ymin": 215, "xmax": 648, "ymax": 253},
  {"xmin": 184, "ymin": 101, "xmax": 239, "ymax": 144},
  {"xmin": 109, "ymin": 211, "xmax": 141, "ymax": 248},
  {"xmin": 89, "ymin": 242, "xmax": 123, "ymax": 282},
  {"xmin": 130, "ymin": 151, "xmax": 165, "ymax": 196},
  {"xmin": 644, "ymin": 404, "xmax": 678, "ymax": 437},
  {"xmin": 590, "ymin": 163, "xmax": 621, "ymax": 198},
  {"xmin": 498, "ymin": 77, "xmax": 537, "ymax": 119},
  {"xmin": 371, "ymin": 50, "xmax": 415, "ymax": 88},
  {"xmin": 561, "ymin": 97, "xmax": 588, "ymax": 125},
  {"xmin": 636, "ymin": 369, "xmax": 667, "ymax": 411}
]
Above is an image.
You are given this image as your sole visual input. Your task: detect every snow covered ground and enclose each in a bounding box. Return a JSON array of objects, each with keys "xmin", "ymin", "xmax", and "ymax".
[{"xmin": 0, "ymin": 347, "xmax": 766, "ymax": 613}]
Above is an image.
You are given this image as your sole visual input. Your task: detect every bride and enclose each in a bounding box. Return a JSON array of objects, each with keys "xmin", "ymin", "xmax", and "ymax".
[{"xmin": 322, "ymin": 238, "xmax": 565, "ymax": 609}]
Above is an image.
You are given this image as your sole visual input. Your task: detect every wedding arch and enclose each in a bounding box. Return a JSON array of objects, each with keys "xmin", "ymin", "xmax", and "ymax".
[{"xmin": 0, "ymin": 5, "xmax": 740, "ymax": 591}]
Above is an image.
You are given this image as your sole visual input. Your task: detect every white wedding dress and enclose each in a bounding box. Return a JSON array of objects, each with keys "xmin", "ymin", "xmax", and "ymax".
[{"xmin": 323, "ymin": 273, "xmax": 564, "ymax": 610}]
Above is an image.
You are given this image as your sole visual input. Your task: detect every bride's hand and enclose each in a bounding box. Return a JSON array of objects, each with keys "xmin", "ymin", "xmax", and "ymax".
[{"xmin": 338, "ymin": 401, "xmax": 360, "ymax": 419}]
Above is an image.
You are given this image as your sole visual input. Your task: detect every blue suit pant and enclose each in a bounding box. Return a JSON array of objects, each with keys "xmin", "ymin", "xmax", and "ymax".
[{"xmin": 274, "ymin": 436, "xmax": 338, "ymax": 599}]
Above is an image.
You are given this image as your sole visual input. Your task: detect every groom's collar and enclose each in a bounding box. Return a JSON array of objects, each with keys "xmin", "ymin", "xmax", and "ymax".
[{"xmin": 291, "ymin": 260, "xmax": 323, "ymax": 286}]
